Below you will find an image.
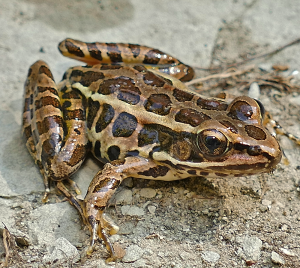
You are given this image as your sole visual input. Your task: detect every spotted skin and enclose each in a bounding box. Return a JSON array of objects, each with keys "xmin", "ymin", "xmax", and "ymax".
[{"xmin": 23, "ymin": 39, "xmax": 285, "ymax": 262}]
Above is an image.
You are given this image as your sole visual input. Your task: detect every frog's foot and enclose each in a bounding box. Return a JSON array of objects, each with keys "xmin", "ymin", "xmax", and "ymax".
[
  {"xmin": 42, "ymin": 188, "xmax": 50, "ymax": 203},
  {"xmin": 86, "ymin": 210, "xmax": 119, "ymax": 262},
  {"xmin": 66, "ymin": 178, "xmax": 82, "ymax": 195}
]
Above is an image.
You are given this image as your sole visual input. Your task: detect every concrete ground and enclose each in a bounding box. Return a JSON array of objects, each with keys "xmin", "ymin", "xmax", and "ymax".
[{"xmin": 0, "ymin": 0, "xmax": 300, "ymax": 267}]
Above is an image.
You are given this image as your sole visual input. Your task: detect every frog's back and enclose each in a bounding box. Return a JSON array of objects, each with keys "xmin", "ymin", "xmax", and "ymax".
[{"xmin": 59, "ymin": 64, "xmax": 281, "ymax": 179}]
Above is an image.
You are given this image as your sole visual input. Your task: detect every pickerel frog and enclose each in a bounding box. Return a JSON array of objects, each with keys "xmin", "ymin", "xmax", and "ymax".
[{"xmin": 23, "ymin": 39, "xmax": 282, "ymax": 261}]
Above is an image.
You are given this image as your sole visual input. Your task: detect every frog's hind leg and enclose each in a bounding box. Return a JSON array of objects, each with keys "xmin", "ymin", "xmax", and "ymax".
[
  {"xmin": 58, "ymin": 38, "xmax": 194, "ymax": 81},
  {"xmin": 22, "ymin": 60, "xmax": 89, "ymax": 203},
  {"xmin": 83, "ymin": 157, "xmax": 162, "ymax": 261}
]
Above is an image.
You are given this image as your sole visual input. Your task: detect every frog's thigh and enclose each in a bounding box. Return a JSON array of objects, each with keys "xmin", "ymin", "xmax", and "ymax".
[{"xmin": 23, "ymin": 60, "xmax": 89, "ymax": 195}]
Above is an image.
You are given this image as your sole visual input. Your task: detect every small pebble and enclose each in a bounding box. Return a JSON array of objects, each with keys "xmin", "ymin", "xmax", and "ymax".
[
  {"xmin": 261, "ymin": 199, "xmax": 271, "ymax": 207},
  {"xmin": 121, "ymin": 205, "xmax": 144, "ymax": 216},
  {"xmin": 43, "ymin": 237, "xmax": 79, "ymax": 264},
  {"xmin": 148, "ymin": 205, "xmax": 156, "ymax": 214},
  {"xmin": 201, "ymin": 251, "xmax": 220, "ymax": 263},
  {"xmin": 202, "ymin": 209, "xmax": 209, "ymax": 215},
  {"xmin": 140, "ymin": 188, "xmax": 156, "ymax": 198},
  {"xmin": 115, "ymin": 189, "xmax": 133, "ymax": 204},
  {"xmin": 280, "ymin": 247, "xmax": 295, "ymax": 256},
  {"xmin": 248, "ymin": 82, "xmax": 260, "ymax": 100},
  {"xmin": 123, "ymin": 245, "xmax": 144, "ymax": 262},
  {"xmin": 289, "ymin": 95, "xmax": 300, "ymax": 106},
  {"xmin": 123, "ymin": 178, "xmax": 134, "ymax": 188},
  {"xmin": 271, "ymin": 251, "xmax": 285, "ymax": 265},
  {"xmin": 242, "ymin": 236, "xmax": 262, "ymax": 261}
]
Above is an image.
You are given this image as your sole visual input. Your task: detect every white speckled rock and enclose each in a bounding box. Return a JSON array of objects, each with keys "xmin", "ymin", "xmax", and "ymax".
[
  {"xmin": 43, "ymin": 237, "xmax": 80, "ymax": 264},
  {"xmin": 123, "ymin": 245, "xmax": 144, "ymax": 263}
]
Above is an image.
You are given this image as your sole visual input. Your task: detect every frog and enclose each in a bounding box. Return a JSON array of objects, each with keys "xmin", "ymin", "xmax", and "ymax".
[{"xmin": 23, "ymin": 38, "xmax": 282, "ymax": 261}]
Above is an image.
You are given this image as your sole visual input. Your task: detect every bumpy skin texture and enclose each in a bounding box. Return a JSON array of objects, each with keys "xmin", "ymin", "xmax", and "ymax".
[{"xmin": 22, "ymin": 39, "xmax": 282, "ymax": 261}]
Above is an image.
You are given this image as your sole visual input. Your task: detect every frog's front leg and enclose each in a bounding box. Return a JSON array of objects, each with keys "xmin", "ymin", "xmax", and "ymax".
[
  {"xmin": 83, "ymin": 156, "xmax": 162, "ymax": 261},
  {"xmin": 23, "ymin": 60, "xmax": 89, "ymax": 207}
]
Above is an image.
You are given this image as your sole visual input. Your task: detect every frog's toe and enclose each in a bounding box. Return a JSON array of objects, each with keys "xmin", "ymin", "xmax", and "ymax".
[{"xmin": 102, "ymin": 213, "xmax": 119, "ymax": 235}]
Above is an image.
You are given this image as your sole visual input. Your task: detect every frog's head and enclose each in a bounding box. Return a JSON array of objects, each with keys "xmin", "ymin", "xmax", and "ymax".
[{"xmin": 151, "ymin": 96, "xmax": 282, "ymax": 178}]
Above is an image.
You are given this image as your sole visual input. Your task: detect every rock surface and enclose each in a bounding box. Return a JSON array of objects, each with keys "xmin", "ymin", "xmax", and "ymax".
[{"xmin": 0, "ymin": 1, "xmax": 300, "ymax": 267}]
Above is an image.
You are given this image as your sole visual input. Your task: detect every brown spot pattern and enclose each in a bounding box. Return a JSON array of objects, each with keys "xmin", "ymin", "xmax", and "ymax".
[
  {"xmin": 133, "ymin": 65, "xmax": 147, "ymax": 72},
  {"xmin": 79, "ymin": 71, "xmax": 105, "ymax": 87},
  {"xmin": 107, "ymin": 145, "xmax": 120, "ymax": 161},
  {"xmin": 100, "ymin": 65, "xmax": 122, "ymax": 70},
  {"xmin": 23, "ymin": 125, "xmax": 32, "ymax": 140},
  {"xmin": 128, "ymin": 44, "xmax": 141, "ymax": 58},
  {"xmin": 228, "ymin": 101, "xmax": 253, "ymax": 121},
  {"xmin": 143, "ymin": 71, "xmax": 165, "ymax": 87},
  {"xmin": 106, "ymin": 43, "xmax": 122, "ymax": 62},
  {"xmin": 95, "ymin": 103, "xmax": 115, "ymax": 133},
  {"xmin": 215, "ymin": 173, "xmax": 228, "ymax": 177},
  {"xmin": 64, "ymin": 109, "xmax": 85, "ymax": 121},
  {"xmin": 138, "ymin": 126, "xmax": 159, "ymax": 147},
  {"xmin": 138, "ymin": 165, "xmax": 170, "ymax": 178},
  {"xmin": 35, "ymin": 96, "xmax": 60, "ymax": 110},
  {"xmin": 247, "ymin": 145, "xmax": 262, "ymax": 156},
  {"xmin": 175, "ymin": 109, "xmax": 210, "ymax": 127},
  {"xmin": 245, "ymin": 125, "xmax": 267, "ymax": 140},
  {"xmin": 94, "ymin": 140, "xmax": 102, "ymax": 159},
  {"xmin": 36, "ymin": 115, "xmax": 63, "ymax": 135},
  {"xmin": 88, "ymin": 43, "xmax": 103, "ymax": 61},
  {"xmin": 65, "ymin": 40, "xmax": 84, "ymax": 57},
  {"xmin": 144, "ymin": 94, "xmax": 171, "ymax": 115},
  {"xmin": 37, "ymin": 86, "xmax": 58, "ymax": 95},
  {"xmin": 173, "ymin": 88, "xmax": 194, "ymax": 102},
  {"xmin": 98, "ymin": 76, "xmax": 135, "ymax": 95},
  {"xmin": 23, "ymin": 97, "xmax": 31, "ymax": 112},
  {"xmin": 39, "ymin": 65, "xmax": 54, "ymax": 80},
  {"xmin": 187, "ymin": 170, "xmax": 197, "ymax": 175},
  {"xmin": 62, "ymin": 91, "xmax": 82, "ymax": 100},
  {"xmin": 116, "ymin": 77, "xmax": 141, "ymax": 105},
  {"xmin": 87, "ymin": 98, "xmax": 100, "ymax": 129},
  {"xmin": 112, "ymin": 112, "xmax": 137, "ymax": 137},
  {"xmin": 220, "ymin": 120, "xmax": 238, "ymax": 134},
  {"xmin": 197, "ymin": 98, "xmax": 228, "ymax": 110},
  {"xmin": 170, "ymin": 140, "xmax": 192, "ymax": 161},
  {"xmin": 142, "ymin": 49, "xmax": 162, "ymax": 65},
  {"xmin": 93, "ymin": 177, "xmax": 120, "ymax": 193},
  {"xmin": 68, "ymin": 144, "xmax": 87, "ymax": 166},
  {"xmin": 41, "ymin": 133, "xmax": 62, "ymax": 161}
]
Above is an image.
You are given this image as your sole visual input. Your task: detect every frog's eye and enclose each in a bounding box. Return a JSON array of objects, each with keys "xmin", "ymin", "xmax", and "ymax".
[{"xmin": 197, "ymin": 129, "xmax": 228, "ymax": 157}]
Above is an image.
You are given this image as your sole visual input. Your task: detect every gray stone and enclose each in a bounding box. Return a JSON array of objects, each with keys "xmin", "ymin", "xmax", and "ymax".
[
  {"xmin": 248, "ymin": 82, "xmax": 260, "ymax": 100},
  {"xmin": 27, "ymin": 202, "xmax": 83, "ymax": 247},
  {"xmin": 289, "ymin": 95, "xmax": 300, "ymax": 106},
  {"xmin": 43, "ymin": 237, "xmax": 80, "ymax": 264},
  {"xmin": 241, "ymin": 236, "xmax": 262, "ymax": 261},
  {"xmin": 148, "ymin": 205, "xmax": 156, "ymax": 214},
  {"xmin": 201, "ymin": 251, "xmax": 220, "ymax": 263},
  {"xmin": 121, "ymin": 205, "xmax": 144, "ymax": 216},
  {"xmin": 122, "ymin": 178, "xmax": 134, "ymax": 188},
  {"xmin": 115, "ymin": 189, "xmax": 133, "ymax": 204},
  {"xmin": 280, "ymin": 247, "xmax": 295, "ymax": 256},
  {"xmin": 271, "ymin": 251, "xmax": 285, "ymax": 265},
  {"xmin": 140, "ymin": 188, "xmax": 157, "ymax": 198},
  {"xmin": 123, "ymin": 245, "xmax": 144, "ymax": 262}
]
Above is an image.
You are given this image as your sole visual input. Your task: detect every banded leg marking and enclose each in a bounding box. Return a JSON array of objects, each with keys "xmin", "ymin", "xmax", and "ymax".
[
  {"xmin": 23, "ymin": 60, "xmax": 89, "ymax": 201},
  {"xmin": 58, "ymin": 38, "xmax": 194, "ymax": 81}
]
